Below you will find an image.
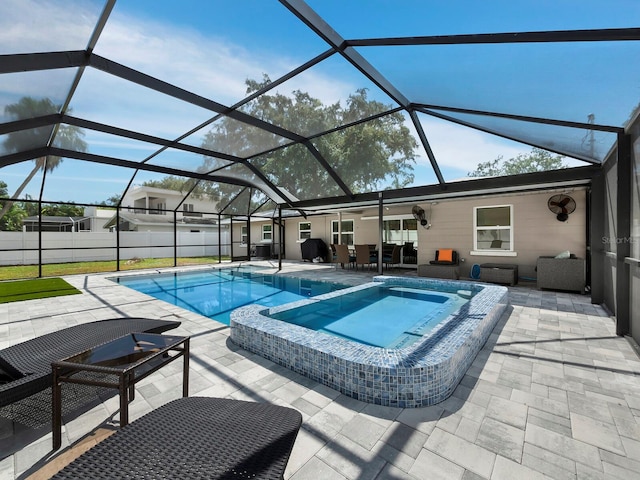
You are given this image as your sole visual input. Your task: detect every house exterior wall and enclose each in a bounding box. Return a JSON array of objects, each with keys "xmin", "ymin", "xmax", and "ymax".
[
  {"xmin": 121, "ymin": 186, "xmax": 218, "ymax": 221},
  {"xmin": 250, "ymin": 189, "xmax": 588, "ymax": 280},
  {"xmin": 413, "ymin": 190, "xmax": 587, "ymax": 279}
]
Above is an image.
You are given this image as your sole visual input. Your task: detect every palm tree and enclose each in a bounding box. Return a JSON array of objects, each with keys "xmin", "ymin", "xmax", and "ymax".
[{"xmin": 0, "ymin": 96, "xmax": 87, "ymax": 221}]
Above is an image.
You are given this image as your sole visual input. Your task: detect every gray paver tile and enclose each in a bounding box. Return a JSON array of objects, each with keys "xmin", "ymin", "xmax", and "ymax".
[
  {"xmin": 317, "ymin": 434, "xmax": 387, "ymax": 480},
  {"xmin": 570, "ymin": 413, "xmax": 625, "ymax": 455},
  {"xmin": 524, "ymin": 422, "xmax": 601, "ymax": 471},
  {"xmin": 379, "ymin": 422, "xmax": 428, "ymax": 459},
  {"xmin": 409, "ymin": 448, "xmax": 465, "ymax": 480},
  {"xmin": 523, "ymin": 442, "xmax": 576, "ymax": 474},
  {"xmin": 425, "ymin": 428, "xmax": 496, "ymax": 478},
  {"xmin": 2, "ymin": 265, "xmax": 640, "ymax": 480},
  {"xmin": 476, "ymin": 417, "xmax": 525, "ymax": 462},
  {"xmin": 486, "ymin": 396, "xmax": 528, "ymax": 430},
  {"xmin": 490, "ymin": 455, "xmax": 551, "ymax": 480},
  {"xmin": 289, "ymin": 456, "xmax": 347, "ymax": 480},
  {"xmin": 598, "ymin": 449, "xmax": 640, "ymax": 474},
  {"xmin": 340, "ymin": 415, "xmax": 388, "ymax": 450}
]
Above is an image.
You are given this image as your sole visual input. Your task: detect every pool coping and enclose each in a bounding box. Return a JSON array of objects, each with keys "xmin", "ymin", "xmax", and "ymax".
[{"xmin": 230, "ymin": 276, "xmax": 509, "ymax": 408}]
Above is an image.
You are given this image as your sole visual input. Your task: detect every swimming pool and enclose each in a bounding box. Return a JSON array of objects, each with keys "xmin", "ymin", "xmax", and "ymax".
[
  {"xmin": 267, "ymin": 284, "xmax": 471, "ymax": 349},
  {"xmin": 110, "ymin": 266, "xmax": 348, "ymax": 324},
  {"xmin": 231, "ymin": 276, "xmax": 509, "ymax": 408}
]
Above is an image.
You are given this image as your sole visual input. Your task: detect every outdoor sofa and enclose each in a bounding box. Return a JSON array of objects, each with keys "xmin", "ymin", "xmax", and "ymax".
[
  {"xmin": 0, "ymin": 317, "xmax": 181, "ymax": 409},
  {"xmin": 536, "ymin": 255, "xmax": 586, "ymax": 294},
  {"xmin": 50, "ymin": 396, "xmax": 302, "ymax": 480},
  {"xmin": 417, "ymin": 249, "xmax": 460, "ymax": 279}
]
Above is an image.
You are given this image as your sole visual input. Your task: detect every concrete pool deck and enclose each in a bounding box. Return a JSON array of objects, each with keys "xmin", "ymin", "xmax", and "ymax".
[{"xmin": 1, "ymin": 261, "xmax": 639, "ymax": 479}]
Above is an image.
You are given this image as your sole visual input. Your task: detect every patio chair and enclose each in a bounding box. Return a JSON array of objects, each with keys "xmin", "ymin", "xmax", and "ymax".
[
  {"xmin": 402, "ymin": 241, "xmax": 417, "ymax": 264},
  {"xmin": 354, "ymin": 244, "xmax": 376, "ymax": 270},
  {"xmin": 0, "ymin": 317, "xmax": 181, "ymax": 409},
  {"xmin": 429, "ymin": 248, "xmax": 459, "ymax": 265},
  {"xmin": 382, "ymin": 244, "xmax": 401, "ymax": 269},
  {"xmin": 334, "ymin": 243, "xmax": 355, "ymax": 269},
  {"xmin": 50, "ymin": 396, "xmax": 302, "ymax": 480},
  {"xmin": 417, "ymin": 249, "xmax": 460, "ymax": 279}
]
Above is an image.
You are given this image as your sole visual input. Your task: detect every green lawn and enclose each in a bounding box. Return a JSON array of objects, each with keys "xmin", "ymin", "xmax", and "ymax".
[
  {"xmin": 0, "ymin": 278, "xmax": 81, "ymax": 303},
  {"xmin": 0, "ymin": 257, "xmax": 229, "ymax": 281}
]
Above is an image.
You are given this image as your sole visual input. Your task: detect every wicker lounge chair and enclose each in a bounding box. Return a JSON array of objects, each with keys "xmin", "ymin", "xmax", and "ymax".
[
  {"xmin": 50, "ymin": 396, "xmax": 302, "ymax": 480},
  {"xmin": 417, "ymin": 249, "xmax": 460, "ymax": 279},
  {"xmin": 0, "ymin": 317, "xmax": 181, "ymax": 409}
]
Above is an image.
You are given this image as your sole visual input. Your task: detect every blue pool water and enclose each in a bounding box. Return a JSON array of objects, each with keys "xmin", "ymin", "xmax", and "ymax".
[
  {"xmin": 111, "ymin": 267, "xmax": 348, "ymax": 324},
  {"xmin": 267, "ymin": 284, "xmax": 470, "ymax": 348}
]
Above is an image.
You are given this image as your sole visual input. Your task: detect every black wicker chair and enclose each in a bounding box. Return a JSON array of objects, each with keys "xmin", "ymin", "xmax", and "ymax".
[
  {"xmin": 0, "ymin": 317, "xmax": 181, "ymax": 409},
  {"xmin": 51, "ymin": 396, "xmax": 303, "ymax": 480}
]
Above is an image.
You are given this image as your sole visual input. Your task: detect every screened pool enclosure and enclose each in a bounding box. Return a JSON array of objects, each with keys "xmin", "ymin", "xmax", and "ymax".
[{"xmin": 0, "ymin": 1, "xmax": 639, "ymax": 334}]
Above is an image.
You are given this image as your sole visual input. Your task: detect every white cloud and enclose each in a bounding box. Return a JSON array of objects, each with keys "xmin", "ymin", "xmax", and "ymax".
[
  {"xmin": 93, "ymin": 8, "xmax": 354, "ymax": 107},
  {"xmin": 404, "ymin": 115, "xmax": 529, "ymax": 182},
  {"xmin": 420, "ymin": 117, "xmax": 527, "ymax": 172},
  {"xmin": 0, "ymin": 0, "xmax": 98, "ymax": 54}
]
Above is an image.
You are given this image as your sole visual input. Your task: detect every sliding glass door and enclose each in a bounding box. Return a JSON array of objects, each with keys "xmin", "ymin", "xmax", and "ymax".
[{"xmin": 383, "ymin": 217, "xmax": 418, "ymax": 267}]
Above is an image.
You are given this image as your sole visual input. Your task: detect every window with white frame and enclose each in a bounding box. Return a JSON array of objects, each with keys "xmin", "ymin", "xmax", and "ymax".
[
  {"xmin": 473, "ymin": 205, "xmax": 513, "ymax": 252},
  {"xmin": 182, "ymin": 203, "xmax": 202, "ymax": 217},
  {"xmin": 331, "ymin": 219, "xmax": 354, "ymax": 246},
  {"xmin": 151, "ymin": 202, "xmax": 166, "ymax": 215},
  {"xmin": 298, "ymin": 222, "xmax": 311, "ymax": 241},
  {"xmin": 240, "ymin": 226, "xmax": 248, "ymax": 245},
  {"xmin": 262, "ymin": 224, "xmax": 272, "ymax": 241}
]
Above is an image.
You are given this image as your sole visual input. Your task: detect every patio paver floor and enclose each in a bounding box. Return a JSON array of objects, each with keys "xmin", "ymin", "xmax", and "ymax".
[{"xmin": 1, "ymin": 261, "xmax": 639, "ymax": 479}]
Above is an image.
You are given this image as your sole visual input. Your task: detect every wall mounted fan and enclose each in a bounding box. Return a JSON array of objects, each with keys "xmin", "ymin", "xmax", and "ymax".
[
  {"xmin": 412, "ymin": 205, "xmax": 430, "ymax": 229},
  {"xmin": 547, "ymin": 194, "xmax": 576, "ymax": 222}
]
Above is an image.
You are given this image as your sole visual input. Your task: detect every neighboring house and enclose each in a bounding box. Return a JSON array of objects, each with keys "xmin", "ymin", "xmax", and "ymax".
[
  {"xmin": 22, "ymin": 215, "xmax": 92, "ymax": 232},
  {"xmin": 22, "ymin": 207, "xmax": 115, "ymax": 232},
  {"xmin": 237, "ymin": 187, "xmax": 588, "ymax": 281},
  {"xmin": 102, "ymin": 186, "xmax": 220, "ymax": 233}
]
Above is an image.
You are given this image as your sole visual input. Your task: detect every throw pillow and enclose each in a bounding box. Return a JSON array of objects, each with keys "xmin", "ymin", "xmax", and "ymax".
[
  {"xmin": 438, "ymin": 249, "xmax": 453, "ymax": 262},
  {"xmin": 554, "ymin": 250, "xmax": 570, "ymax": 259}
]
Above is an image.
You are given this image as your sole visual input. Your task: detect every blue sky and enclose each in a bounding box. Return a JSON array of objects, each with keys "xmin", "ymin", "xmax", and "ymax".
[{"xmin": 1, "ymin": 0, "xmax": 638, "ymax": 205}]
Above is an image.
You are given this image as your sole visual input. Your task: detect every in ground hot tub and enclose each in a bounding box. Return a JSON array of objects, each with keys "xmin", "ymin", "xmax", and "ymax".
[{"xmin": 230, "ymin": 275, "xmax": 508, "ymax": 408}]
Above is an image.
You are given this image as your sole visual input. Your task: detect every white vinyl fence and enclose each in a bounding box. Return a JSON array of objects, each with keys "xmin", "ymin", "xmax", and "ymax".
[{"xmin": 0, "ymin": 231, "xmax": 231, "ymax": 266}]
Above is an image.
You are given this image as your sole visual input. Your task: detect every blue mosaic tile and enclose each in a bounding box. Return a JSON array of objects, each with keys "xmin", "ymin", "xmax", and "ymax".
[{"xmin": 230, "ymin": 275, "xmax": 508, "ymax": 407}]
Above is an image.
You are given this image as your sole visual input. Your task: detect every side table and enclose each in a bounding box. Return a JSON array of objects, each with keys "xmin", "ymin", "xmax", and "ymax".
[
  {"xmin": 52, "ymin": 332, "xmax": 189, "ymax": 450},
  {"xmin": 480, "ymin": 263, "xmax": 519, "ymax": 286}
]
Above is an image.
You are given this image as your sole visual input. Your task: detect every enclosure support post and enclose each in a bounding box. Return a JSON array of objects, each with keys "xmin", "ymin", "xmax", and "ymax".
[
  {"xmin": 37, "ymin": 199, "xmax": 42, "ymax": 278},
  {"xmin": 218, "ymin": 213, "xmax": 222, "ymax": 263},
  {"xmin": 278, "ymin": 207, "xmax": 282, "ymax": 270},
  {"xmin": 589, "ymin": 172, "xmax": 605, "ymax": 304},
  {"xmin": 37, "ymin": 167, "xmax": 48, "ymax": 278},
  {"xmin": 615, "ymin": 132, "xmax": 631, "ymax": 336},
  {"xmin": 173, "ymin": 211, "xmax": 177, "ymax": 267},
  {"xmin": 230, "ymin": 217, "xmax": 234, "ymax": 261},
  {"xmin": 378, "ymin": 192, "xmax": 384, "ymax": 275},
  {"xmin": 116, "ymin": 208, "xmax": 120, "ymax": 271}
]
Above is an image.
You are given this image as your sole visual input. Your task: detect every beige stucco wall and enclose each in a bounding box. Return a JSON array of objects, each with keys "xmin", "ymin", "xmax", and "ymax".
[
  {"xmin": 412, "ymin": 189, "xmax": 587, "ymax": 278},
  {"xmin": 245, "ymin": 188, "xmax": 588, "ymax": 279}
]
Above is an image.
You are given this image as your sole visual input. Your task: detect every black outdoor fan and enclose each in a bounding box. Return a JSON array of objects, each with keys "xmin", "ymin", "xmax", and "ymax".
[
  {"xmin": 412, "ymin": 205, "xmax": 430, "ymax": 229},
  {"xmin": 547, "ymin": 194, "xmax": 576, "ymax": 222}
]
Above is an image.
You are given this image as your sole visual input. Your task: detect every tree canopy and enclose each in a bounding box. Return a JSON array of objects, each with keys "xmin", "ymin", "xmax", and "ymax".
[
  {"xmin": 0, "ymin": 97, "xmax": 87, "ymax": 221},
  {"xmin": 198, "ymin": 76, "xmax": 418, "ymax": 211},
  {"xmin": 467, "ymin": 148, "xmax": 567, "ymax": 178},
  {"xmin": 0, "ymin": 181, "xmax": 26, "ymax": 231}
]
